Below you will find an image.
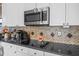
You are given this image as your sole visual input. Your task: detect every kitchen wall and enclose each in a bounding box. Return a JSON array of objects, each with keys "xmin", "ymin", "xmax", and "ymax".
[
  {"xmin": 2, "ymin": 3, "xmax": 79, "ymax": 45},
  {"xmin": 15, "ymin": 26, "xmax": 79, "ymax": 45}
]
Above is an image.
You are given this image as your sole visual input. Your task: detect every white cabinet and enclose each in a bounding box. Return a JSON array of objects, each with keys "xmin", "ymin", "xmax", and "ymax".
[
  {"xmin": 2, "ymin": 3, "xmax": 66, "ymax": 26},
  {"xmin": 37, "ymin": 3, "xmax": 49, "ymax": 8},
  {"xmin": 2, "ymin": 3, "xmax": 79, "ymax": 26},
  {"xmin": 37, "ymin": 3, "xmax": 65, "ymax": 26},
  {"xmin": 23, "ymin": 3, "xmax": 35, "ymax": 11},
  {"xmin": 50, "ymin": 3, "xmax": 65, "ymax": 26},
  {"xmin": 66, "ymin": 3, "xmax": 79, "ymax": 25},
  {"xmin": 2, "ymin": 3, "xmax": 36, "ymax": 26},
  {"xmin": 2, "ymin": 3, "xmax": 16, "ymax": 26},
  {"xmin": 2, "ymin": 3, "xmax": 25, "ymax": 26}
]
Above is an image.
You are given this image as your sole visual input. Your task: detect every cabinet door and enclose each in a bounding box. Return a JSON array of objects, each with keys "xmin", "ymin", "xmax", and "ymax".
[
  {"xmin": 28, "ymin": 48, "xmax": 44, "ymax": 56},
  {"xmin": 66, "ymin": 3, "xmax": 79, "ymax": 25},
  {"xmin": 2, "ymin": 3, "xmax": 35, "ymax": 26},
  {"xmin": 23, "ymin": 3, "xmax": 35, "ymax": 11},
  {"xmin": 50, "ymin": 3, "xmax": 65, "ymax": 26},
  {"xmin": 2, "ymin": 3, "xmax": 19, "ymax": 26},
  {"xmin": 2, "ymin": 3, "xmax": 25, "ymax": 26},
  {"xmin": 37, "ymin": 3, "xmax": 49, "ymax": 8}
]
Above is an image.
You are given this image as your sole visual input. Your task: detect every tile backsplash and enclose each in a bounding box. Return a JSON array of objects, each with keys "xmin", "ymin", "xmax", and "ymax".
[{"xmin": 16, "ymin": 26, "xmax": 79, "ymax": 45}]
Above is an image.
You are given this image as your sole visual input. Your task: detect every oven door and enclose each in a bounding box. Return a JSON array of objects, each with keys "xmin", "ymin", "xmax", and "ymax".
[{"xmin": 24, "ymin": 12, "xmax": 42, "ymax": 25}]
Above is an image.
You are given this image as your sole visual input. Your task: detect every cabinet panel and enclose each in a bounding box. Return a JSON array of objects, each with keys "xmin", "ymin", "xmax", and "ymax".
[
  {"xmin": 50, "ymin": 3, "xmax": 65, "ymax": 26},
  {"xmin": 2, "ymin": 3, "xmax": 25, "ymax": 26},
  {"xmin": 66, "ymin": 3, "xmax": 79, "ymax": 25},
  {"xmin": 23, "ymin": 3, "xmax": 35, "ymax": 11},
  {"xmin": 2, "ymin": 3, "xmax": 35, "ymax": 26},
  {"xmin": 37, "ymin": 3, "xmax": 49, "ymax": 8}
]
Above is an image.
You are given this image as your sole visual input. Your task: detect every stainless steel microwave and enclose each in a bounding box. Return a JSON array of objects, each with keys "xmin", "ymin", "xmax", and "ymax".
[{"xmin": 24, "ymin": 7, "xmax": 50, "ymax": 25}]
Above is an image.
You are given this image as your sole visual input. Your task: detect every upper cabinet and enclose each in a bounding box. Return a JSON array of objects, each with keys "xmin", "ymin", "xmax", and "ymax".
[
  {"xmin": 50, "ymin": 3, "xmax": 79, "ymax": 26},
  {"xmin": 37, "ymin": 3, "xmax": 49, "ymax": 8},
  {"xmin": 2, "ymin": 3, "xmax": 36, "ymax": 26},
  {"xmin": 66, "ymin": 3, "xmax": 79, "ymax": 25},
  {"xmin": 2, "ymin": 3, "xmax": 79, "ymax": 26},
  {"xmin": 2, "ymin": 3, "xmax": 25, "ymax": 26},
  {"xmin": 50, "ymin": 3, "xmax": 65, "ymax": 26},
  {"xmin": 23, "ymin": 3, "xmax": 35, "ymax": 11},
  {"xmin": 2, "ymin": 3, "xmax": 17, "ymax": 26}
]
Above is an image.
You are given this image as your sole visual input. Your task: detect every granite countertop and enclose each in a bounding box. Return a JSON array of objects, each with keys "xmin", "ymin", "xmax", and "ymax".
[{"xmin": 0, "ymin": 39, "xmax": 67, "ymax": 56}]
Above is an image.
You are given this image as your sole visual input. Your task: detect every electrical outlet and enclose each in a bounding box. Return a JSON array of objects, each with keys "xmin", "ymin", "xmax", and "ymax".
[{"xmin": 57, "ymin": 31, "xmax": 62, "ymax": 36}]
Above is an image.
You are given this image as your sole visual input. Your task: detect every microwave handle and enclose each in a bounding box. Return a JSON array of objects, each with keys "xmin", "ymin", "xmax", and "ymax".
[{"xmin": 40, "ymin": 11, "xmax": 43, "ymax": 22}]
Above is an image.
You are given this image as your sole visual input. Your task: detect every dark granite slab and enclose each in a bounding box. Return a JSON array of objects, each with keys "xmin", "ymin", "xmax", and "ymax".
[{"xmin": 1, "ymin": 39, "xmax": 79, "ymax": 56}]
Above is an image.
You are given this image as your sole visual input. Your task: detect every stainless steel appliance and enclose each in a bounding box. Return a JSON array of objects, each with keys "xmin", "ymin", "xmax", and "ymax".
[
  {"xmin": 24, "ymin": 7, "xmax": 50, "ymax": 25},
  {"xmin": 16, "ymin": 30, "xmax": 30, "ymax": 45}
]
